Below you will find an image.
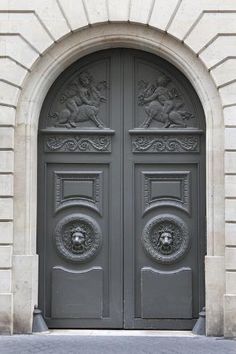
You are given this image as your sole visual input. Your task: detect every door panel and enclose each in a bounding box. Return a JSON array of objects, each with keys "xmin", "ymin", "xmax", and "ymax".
[
  {"xmin": 38, "ymin": 50, "xmax": 124, "ymax": 328},
  {"xmin": 123, "ymin": 50, "xmax": 205, "ymax": 329},
  {"xmin": 132, "ymin": 163, "xmax": 199, "ymax": 327},
  {"xmin": 141, "ymin": 267, "xmax": 192, "ymax": 319},
  {"xmin": 45, "ymin": 163, "xmax": 109, "ymax": 323},
  {"xmin": 37, "ymin": 49, "xmax": 205, "ymax": 329},
  {"xmin": 39, "ymin": 161, "xmax": 123, "ymax": 328},
  {"xmin": 51, "ymin": 266, "xmax": 103, "ymax": 319}
]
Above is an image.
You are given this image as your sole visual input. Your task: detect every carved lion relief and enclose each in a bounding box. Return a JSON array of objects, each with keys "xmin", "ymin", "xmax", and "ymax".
[
  {"xmin": 137, "ymin": 73, "xmax": 195, "ymax": 128},
  {"xmin": 141, "ymin": 214, "xmax": 190, "ymax": 264},
  {"xmin": 48, "ymin": 71, "xmax": 108, "ymax": 129},
  {"xmin": 54, "ymin": 214, "xmax": 102, "ymax": 262}
]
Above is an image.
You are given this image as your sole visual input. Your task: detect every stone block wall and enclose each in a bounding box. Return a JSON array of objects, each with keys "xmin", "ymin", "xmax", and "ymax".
[{"xmin": 0, "ymin": 0, "xmax": 235, "ymax": 337}]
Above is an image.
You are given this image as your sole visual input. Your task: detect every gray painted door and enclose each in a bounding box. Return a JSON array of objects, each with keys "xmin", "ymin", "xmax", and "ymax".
[{"xmin": 37, "ymin": 49, "xmax": 205, "ymax": 329}]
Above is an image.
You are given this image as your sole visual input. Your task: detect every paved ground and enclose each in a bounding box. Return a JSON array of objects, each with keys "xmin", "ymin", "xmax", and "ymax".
[{"xmin": 0, "ymin": 333, "xmax": 236, "ymax": 354}]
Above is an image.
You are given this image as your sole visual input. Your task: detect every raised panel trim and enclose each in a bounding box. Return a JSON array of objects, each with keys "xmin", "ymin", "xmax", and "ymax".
[
  {"xmin": 141, "ymin": 267, "xmax": 192, "ymax": 319},
  {"xmin": 142, "ymin": 170, "xmax": 191, "ymax": 215},
  {"xmin": 51, "ymin": 266, "xmax": 103, "ymax": 319},
  {"xmin": 54, "ymin": 170, "xmax": 103, "ymax": 215}
]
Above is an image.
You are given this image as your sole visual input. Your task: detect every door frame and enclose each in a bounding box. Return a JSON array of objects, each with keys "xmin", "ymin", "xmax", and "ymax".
[{"xmin": 13, "ymin": 23, "xmax": 224, "ymax": 335}]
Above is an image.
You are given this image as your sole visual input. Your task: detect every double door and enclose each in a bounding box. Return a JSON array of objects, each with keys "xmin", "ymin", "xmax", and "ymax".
[{"xmin": 37, "ymin": 49, "xmax": 205, "ymax": 329}]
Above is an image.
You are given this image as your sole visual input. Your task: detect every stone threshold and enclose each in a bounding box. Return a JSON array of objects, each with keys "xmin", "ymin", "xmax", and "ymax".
[{"xmin": 42, "ymin": 330, "xmax": 196, "ymax": 337}]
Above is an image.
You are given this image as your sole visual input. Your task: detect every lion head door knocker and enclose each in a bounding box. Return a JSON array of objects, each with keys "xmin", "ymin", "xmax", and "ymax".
[
  {"xmin": 54, "ymin": 214, "xmax": 102, "ymax": 262},
  {"xmin": 137, "ymin": 73, "xmax": 195, "ymax": 128},
  {"xmin": 141, "ymin": 214, "xmax": 190, "ymax": 264},
  {"xmin": 157, "ymin": 231, "xmax": 174, "ymax": 255},
  {"xmin": 70, "ymin": 225, "xmax": 89, "ymax": 253},
  {"xmin": 49, "ymin": 71, "xmax": 108, "ymax": 129}
]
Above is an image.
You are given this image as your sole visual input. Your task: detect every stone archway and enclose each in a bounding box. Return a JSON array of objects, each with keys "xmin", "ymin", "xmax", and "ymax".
[{"xmin": 13, "ymin": 23, "xmax": 224, "ymax": 335}]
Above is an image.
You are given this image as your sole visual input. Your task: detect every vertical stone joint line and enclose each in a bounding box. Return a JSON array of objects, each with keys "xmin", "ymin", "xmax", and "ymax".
[
  {"xmin": 56, "ymin": 0, "xmax": 73, "ymax": 32},
  {"xmin": 147, "ymin": 0, "xmax": 156, "ymax": 25},
  {"xmin": 105, "ymin": 0, "xmax": 109, "ymax": 21},
  {"xmin": 182, "ymin": 11, "xmax": 205, "ymax": 42},
  {"xmin": 33, "ymin": 11, "xmax": 56, "ymax": 43},
  {"xmin": 82, "ymin": 0, "xmax": 91, "ymax": 25},
  {"xmin": 166, "ymin": 0, "xmax": 182, "ymax": 32},
  {"xmin": 128, "ymin": 0, "xmax": 132, "ymax": 22}
]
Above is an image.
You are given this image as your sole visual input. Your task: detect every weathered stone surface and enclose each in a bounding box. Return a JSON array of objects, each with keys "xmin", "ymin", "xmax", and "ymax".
[
  {"xmin": 225, "ymin": 152, "xmax": 236, "ymax": 173},
  {"xmin": 149, "ymin": 0, "xmax": 179, "ymax": 31},
  {"xmin": 225, "ymin": 128, "xmax": 236, "ymax": 150},
  {"xmin": 0, "ymin": 128, "xmax": 14, "ymax": 149},
  {"xmin": 224, "ymin": 294, "xmax": 236, "ymax": 337},
  {"xmin": 58, "ymin": 0, "xmax": 88, "ymax": 30},
  {"xmin": 13, "ymin": 255, "xmax": 38, "ymax": 334},
  {"xmin": 225, "ymin": 223, "xmax": 236, "ymax": 246},
  {"xmin": 185, "ymin": 13, "xmax": 236, "ymax": 54},
  {"xmin": 225, "ymin": 248, "xmax": 236, "ymax": 270},
  {"xmin": 129, "ymin": 0, "xmax": 153, "ymax": 24},
  {"xmin": 225, "ymin": 200, "xmax": 236, "ymax": 222},
  {"xmin": 0, "ymin": 35, "xmax": 39, "ymax": 69},
  {"xmin": 84, "ymin": 0, "xmax": 108, "ymax": 24},
  {"xmin": 0, "ymin": 58, "xmax": 27, "ymax": 87},
  {"xmin": 205, "ymin": 256, "xmax": 224, "ymax": 336},
  {"xmin": 224, "ymin": 106, "xmax": 236, "ymax": 126},
  {"xmin": 0, "ymin": 270, "xmax": 11, "ymax": 293},
  {"xmin": 0, "ymin": 222, "xmax": 13, "ymax": 244},
  {"xmin": 169, "ymin": 0, "xmax": 236, "ymax": 41},
  {"xmin": 0, "ymin": 246, "xmax": 12, "ymax": 268},
  {"xmin": 200, "ymin": 36, "xmax": 236, "ymax": 69},
  {"xmin": 0, "ymin": 107, "xmax": 15, "ymax": 126},
  {"xmin": 225, "ymin": 175, "xmax": 236, "ymax": 199},
  {"xmin": 0, "ymin": 152, "xmax": 14, "ymax": 173},
  {"xmin": 0, "ymin": 293, "xmax": 13, "ymax": 334},
  {"xmin": 211, "ymin": 58, "xmax": 236, "ymax": 88},
  {"xmin": 0, "ymin": 175, "xmax": 14, "ymax": 197},
  {"xmin": 108, "ymin": 0, "xmax": 130, "ymax": 21},
  {"xmin": 226, "ymin": 271, "xmax": 236, "ymax": 293},
  {"xmin": 0, "ymin": 81, "xmax": 19, "ymax": 107},
  {"xmin": 0, "ymin": 199, "xmax": 13, "ymax": 220},
  {"xmin": 220, "ymin": 82, "xmax": 236, "ymax": 107},
  {"xmin": 0, "ymin": 12, "xmax": 53, "ymax": 53}
]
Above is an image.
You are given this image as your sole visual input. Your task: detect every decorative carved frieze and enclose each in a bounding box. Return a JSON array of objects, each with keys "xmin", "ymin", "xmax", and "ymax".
[
  {"xmin": 44, "ymin": 134, "xmax": 112, "ymax": 152},
  {"xmin": 131, "ymin": 134, "xmax": 200, "ymax": 153},
  {"xmin": 141, "ymin": 214, "xmax": 190, "ymax": 264}
]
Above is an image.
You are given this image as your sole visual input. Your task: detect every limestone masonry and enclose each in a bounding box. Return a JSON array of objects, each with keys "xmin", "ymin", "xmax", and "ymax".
[{"xmin": 0, "ymin": 0, "xmax": 236, "ymax": 337}]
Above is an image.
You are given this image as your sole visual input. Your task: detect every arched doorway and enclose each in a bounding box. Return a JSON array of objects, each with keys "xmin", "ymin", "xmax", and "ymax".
[{"xmin": 37, "ymin": 48, "xmax": 205, "ymax": 329}]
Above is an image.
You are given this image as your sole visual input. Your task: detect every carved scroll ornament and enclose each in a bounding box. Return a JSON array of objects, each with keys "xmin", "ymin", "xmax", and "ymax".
[
  {"xmin": 132, "ymin": 135, "xmax": 200, "ymax": 153},
  {"xmin": 45, "ymin": 135, "xmax": 111, "ymax": 152}
]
